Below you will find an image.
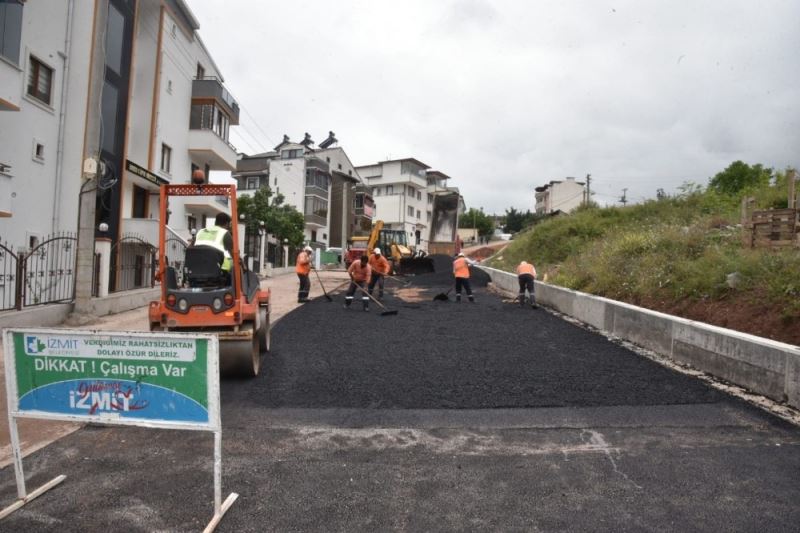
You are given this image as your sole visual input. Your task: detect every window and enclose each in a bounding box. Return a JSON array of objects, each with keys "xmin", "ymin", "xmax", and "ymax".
[
  {"xmin": 337, "ymin": 163, "xmax": 342, "ymax": 170},
  {"xmin": 32, "ymin": 140, "xmax": 44, "ymax": 161},
  {"xmin": 416, "ymin": 210, "xmax": 421, "ymax": 219},
  {"xmin": 407, "ymin": 187, "xmax": 415, "ymax": 197},
  {"xmin": 132, "ymin": 185, "xmax": 147, "ymax": 218},
  {"xmin": 274, "ymin": 177, "xmax": 277, "ymax": 186},
  {"xmin": 188, "ymin": 216, "xmax": 197, "ymax": 232},
  {"xmin": 281, "ymin": 149, "xmax": 303, "ymax": 159},
  {"xmin": 196, "ymin": 63, "xmax": 205, "ymax": 79},
  {"xmin": 27, "ymin": 56, "xmax": 53, "ymax": 105},
  {"xmin": 246, "ymin": 176, "xmax": 259, "ymax": 189},
  {"xmin": 417, "ymin": 191, "xmax": 422, "ymax": 201},
  {"xmin": 386, "ymin": 185, "xmax": 393, "ymax": 195},
  {"xmin": 407, "ymin": 206, "xmax": 414, "ymax": 217},
  {"xmin": 160, "ymin": 143, "xmax": 171, "ymax": 173},
  {"xmin": 105, "ymin": 4, "xmax": 125, "ymax": 75},
  {"xmin": 0, "ymin": 1, "xmax": 24, "ymax": 64},
  {"xmin": 374, "ymin": 187, "xmax": 380, "ymax": 196},
  {"xmin": 427, "ymin": 193, "xmax": 433, "ymax": 205},
  {"xmin": 311, "ymin": 230, "xmax": 317, "ymax": 242},
  {"xmin": 427, "ymin": 211, "xmax": 431, "ymax": 222}
]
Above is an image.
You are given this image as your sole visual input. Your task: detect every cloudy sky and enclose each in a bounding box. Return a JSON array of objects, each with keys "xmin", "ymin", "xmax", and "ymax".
[{"xmin": 191, "ymin": 0, "xmax": 799, "ymax": 213}]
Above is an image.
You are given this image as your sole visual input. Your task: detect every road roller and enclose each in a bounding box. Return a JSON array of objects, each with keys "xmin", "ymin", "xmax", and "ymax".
[{"xmin": 148, "ymin": 179, "xmax": 270, "ymax": 377}]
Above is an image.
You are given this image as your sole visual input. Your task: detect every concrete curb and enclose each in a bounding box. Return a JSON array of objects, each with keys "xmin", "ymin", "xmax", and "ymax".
[{"xmin": 477, "ymin": 265, "xmax": 800, "ymax": 409}]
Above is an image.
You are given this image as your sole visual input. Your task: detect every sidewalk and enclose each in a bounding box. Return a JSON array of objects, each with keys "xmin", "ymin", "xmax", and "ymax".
[{"xmin": 0, "ymin": 269, "xmax": 350, "ymax": 467}]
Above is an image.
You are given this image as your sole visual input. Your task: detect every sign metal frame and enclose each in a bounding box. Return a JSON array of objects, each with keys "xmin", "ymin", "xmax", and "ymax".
[{"xmin": 1, "ymin": 328, "xmax": 237, "ymax": 530}]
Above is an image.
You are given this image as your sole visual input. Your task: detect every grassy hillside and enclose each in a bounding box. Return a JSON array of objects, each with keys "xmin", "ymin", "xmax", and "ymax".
[{"xmin": 486, "ymin": 173, "xmax": 799, "ymax": 344}]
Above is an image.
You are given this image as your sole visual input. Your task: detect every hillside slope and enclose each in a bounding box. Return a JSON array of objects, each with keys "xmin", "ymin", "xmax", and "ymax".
[{"xmin": 486, "ymin": 191, "xmax": 799, "ymax": 346}]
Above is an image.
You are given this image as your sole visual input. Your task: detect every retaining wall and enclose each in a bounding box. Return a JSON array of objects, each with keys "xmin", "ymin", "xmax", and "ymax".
[{"xmin": 478, "ymin": 266, "xmax": 800, "ymax": 409}]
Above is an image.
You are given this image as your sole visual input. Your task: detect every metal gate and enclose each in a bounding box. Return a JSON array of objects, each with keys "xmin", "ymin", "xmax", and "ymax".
[
  {"xmin": 21, "ymin": 232, "xmax": 78, "ymax": 307},
  {"xmin": 110, "ymin": 234, "xmax": 156, "ymax": 293},
  {"xmin": 164, "ymin": 236, "xmax": 188, "ymax": 287},
  {"xmin": 0, "ymin": 240, "xmax": 19, "ymax": 311}
]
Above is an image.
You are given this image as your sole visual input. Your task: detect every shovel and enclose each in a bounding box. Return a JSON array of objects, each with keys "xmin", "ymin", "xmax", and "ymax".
[
  {"xmin": 433, "ymin": 287, "xmax": 452, "ymax": 302},
  {"xmin": 351, "ymin": 275, "xmax": 398, "ymax": 316},
  {"xmin": 312, "ymin": 268, "xmax": 333, "ymax": 302}
]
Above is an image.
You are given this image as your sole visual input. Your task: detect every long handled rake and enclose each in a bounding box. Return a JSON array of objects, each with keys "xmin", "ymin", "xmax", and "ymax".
[
  {"xmin": 312, "ymin": 268, "xmax": 333, "ymax": 302},
  {"xmin": 351, "ymin": 276, "xmax": 398, "ymax": 316}
]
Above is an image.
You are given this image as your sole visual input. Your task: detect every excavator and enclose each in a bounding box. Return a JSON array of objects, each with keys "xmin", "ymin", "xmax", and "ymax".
[
  {"xmin": 148, "ymin": 177, "xmax": 270, "ymax": 377},
  {"xmin": 346, "ymin": 220, "xmax": 433, "ymax": 274}
]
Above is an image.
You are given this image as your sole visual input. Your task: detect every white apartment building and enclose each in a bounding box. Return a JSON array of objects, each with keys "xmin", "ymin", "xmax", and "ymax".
[
  {"xmin": 0, "ymin": 0, "xmax": 238, "ymax": 298},
  {"xmin": 534, "ymin": 177, "xmax": 586, "ymax": 214},
  {"xmin": 356, "ymin": 158, "xmax": 431, "ymax": 250},
  {"xmin": 234, "ymin": 132, "xmax": 366, "ymax": 250}
]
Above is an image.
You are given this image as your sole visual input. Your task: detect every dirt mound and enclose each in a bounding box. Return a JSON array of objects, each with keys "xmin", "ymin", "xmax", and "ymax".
[
  {"xmin": 404, "ymin": 254, "xmax": 490, "ymax": 288},
  {"xmin": 467, "ymin": 246, "xmax": 498, "ymax": 261}
]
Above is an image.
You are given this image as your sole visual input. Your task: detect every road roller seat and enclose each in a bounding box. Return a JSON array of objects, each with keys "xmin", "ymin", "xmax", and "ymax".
[{"xmin": 184, "ymin": 245, "xmax": 228, "ymax": 287}]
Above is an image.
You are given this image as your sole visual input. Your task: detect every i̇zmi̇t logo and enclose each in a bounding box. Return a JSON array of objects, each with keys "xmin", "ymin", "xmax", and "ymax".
[{"xmin": 25, "ymin": 335, "xmax": 79, "ymax": 356}]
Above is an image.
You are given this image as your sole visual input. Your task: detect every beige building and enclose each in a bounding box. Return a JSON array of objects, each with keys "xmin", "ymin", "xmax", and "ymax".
[{"xmin": 534, "ymin": 177, "xmax": 586, "ymax": 214}]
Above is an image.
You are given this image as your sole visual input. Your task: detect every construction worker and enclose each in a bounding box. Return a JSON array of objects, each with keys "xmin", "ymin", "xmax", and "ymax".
[
  {"xmin": 345, "ymin": 254, "xmax": 372, "ymax": 311},
  {"xmin": 368, "ymin": 247, "xmax": 390, "ymax": 299},
  {"xmin": 296, "ymin": 245, "xmax": 313, "ymax": 303},
  {"xmin": 453, "ymin": 251, "xmax": 475, "ymax": 303},
  {"xmin": 516, "ymin": 260, "xmax": 538, "ymax": 308},
  {"xmin": 194, "ymin": 213, "xmax": 234, "ymax": 284}
]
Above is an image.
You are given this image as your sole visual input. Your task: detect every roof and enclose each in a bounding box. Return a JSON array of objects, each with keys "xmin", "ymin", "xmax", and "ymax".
[
  {"xmin": 426, "ymin": 170, "xmax": 453, "ymax": 181},
  {"xmin": 535, "ymin": 178, "xmax": 585, "ymax": 192},
  {"xmin": 355, "ymin": 157, "xmax": 431, "ymax": 170}
]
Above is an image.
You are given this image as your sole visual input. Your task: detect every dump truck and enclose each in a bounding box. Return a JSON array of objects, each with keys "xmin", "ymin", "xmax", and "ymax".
[
  {"xmin": 148, "ymin": 180, "xmax": 270, "ymax": 377},
  {"xmin": 428, "ymin": 191, "xmax": 461, "ymax": 256}
]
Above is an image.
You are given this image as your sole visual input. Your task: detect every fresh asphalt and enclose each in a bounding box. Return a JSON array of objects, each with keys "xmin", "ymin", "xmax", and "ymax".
[{"xmin": 1, "ymin": 278, "xmax": 799, "ymax": 531}]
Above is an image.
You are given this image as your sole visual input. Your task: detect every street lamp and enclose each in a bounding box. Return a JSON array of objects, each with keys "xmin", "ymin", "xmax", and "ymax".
[{"xmin": 258, "ymin": 221, "xmax": 266, "ymax": 275}]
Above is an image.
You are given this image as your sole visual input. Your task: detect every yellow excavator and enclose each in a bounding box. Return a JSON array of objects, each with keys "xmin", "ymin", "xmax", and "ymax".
[{"xmin": 345, "ymin": 220, "xmax": 416, "ymax": 273}]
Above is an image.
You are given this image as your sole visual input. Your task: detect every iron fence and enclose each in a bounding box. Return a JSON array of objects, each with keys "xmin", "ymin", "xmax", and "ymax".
[
  {"xmin": 0, "ymin": 240, "xmax": 19, "ymax": 311},
  {"xmin": 21, "ymin": 232, "xmax": 78, "ymax": 307},
  {"xmin": 110, "ymin": 234, "xmax": 156, "ymax": 293}
]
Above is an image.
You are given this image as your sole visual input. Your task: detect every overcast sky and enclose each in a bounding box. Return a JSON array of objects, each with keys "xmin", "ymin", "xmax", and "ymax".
[{"xmin": 191, "ymin": 0, "xmax": 799, "ymax": 213}]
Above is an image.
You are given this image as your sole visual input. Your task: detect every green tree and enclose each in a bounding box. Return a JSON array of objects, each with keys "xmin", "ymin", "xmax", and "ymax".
[
  {"xmin": 237, "ymin": 187, "xmax": 305, "ymax": 247},
  {"xmin": 459, "ymin": 208, "xmax": 494, "ymax": 238},
  {"xmin": 708, "ymin": 161, "xmax": 772, "ymax": 195},
  {"xmin": 503, "ymin": 207, "xmax": 543, "ymax": 233}
]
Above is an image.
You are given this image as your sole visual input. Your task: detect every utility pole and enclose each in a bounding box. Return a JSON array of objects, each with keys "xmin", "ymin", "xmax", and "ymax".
[
  {"xmin": 584, "ymin": 173, "xmax": 591, "ymax": 206},
  {"xmin": 620, "ymin": 188, "xmax": 628, "ymax": 206}
]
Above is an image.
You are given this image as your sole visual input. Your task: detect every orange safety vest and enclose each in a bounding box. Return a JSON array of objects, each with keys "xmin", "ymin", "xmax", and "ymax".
[
  {"xmin": 369, "ymin": 254, "xmax": 390, "ymax": 275},
  {"xmin": 296, "ymin": 251, "xmax": 311, "ymax": 275},
  {"xmin": 516, "ymin": 263, "xmax": 536, "ymax": 277},
  {"xmin": 453, "ymin": 257, "xmax": 470, "ymax": 279},
  {"xmin": 348, "ymin": 260, "xmax": 372, "ymax": 282}
]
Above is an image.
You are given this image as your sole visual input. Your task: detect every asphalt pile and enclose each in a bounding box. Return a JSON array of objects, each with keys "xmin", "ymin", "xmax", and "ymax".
[
  {"xmin": 401, "ymin": 254, "xmax": 491, "ymax": 288},
  {"xmin": 225, "ymin": 284, "xmax": 725, "ymax": 410}
]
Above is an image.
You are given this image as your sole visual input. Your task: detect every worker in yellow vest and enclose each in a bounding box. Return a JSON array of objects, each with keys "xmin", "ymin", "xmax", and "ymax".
[{"xmin": 194, "ymin": 213, "xmax": 234, "ymax": 283}]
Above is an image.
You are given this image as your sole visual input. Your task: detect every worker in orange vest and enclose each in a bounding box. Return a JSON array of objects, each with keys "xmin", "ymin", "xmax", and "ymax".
[
  {"xmin": 368, "ymin": 248, "xmax": 390, "ymax": 299},
  {"xmin": 452, "ymin": 252, "xmax": 475, "ymax": 303},
  {"xmin": 296, "ymin": 245, "xmax": 313, "ymax": 303},
  {"xmin": 516, "ymin": 260, "xmax": 538, "ymax": 308},
  {"xmin": 345, "ymin": 254, "xmax": 372, "ymax": 311}
]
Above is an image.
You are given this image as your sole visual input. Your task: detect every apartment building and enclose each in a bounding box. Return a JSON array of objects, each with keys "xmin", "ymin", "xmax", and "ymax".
[
  {"xmin": 356, "ymin": 158, "xmax": 430, "ymax": 250},
  {"xmin": 0, "ymin": 0, "xmax": 238, "ymax": 297},
  {"xmin": 233, "ymin": 132, "xmax": 370, "ymax": 252},
  {"xmin": 534, "ymin": 177, "xmax": 586, "ymax": 214}
]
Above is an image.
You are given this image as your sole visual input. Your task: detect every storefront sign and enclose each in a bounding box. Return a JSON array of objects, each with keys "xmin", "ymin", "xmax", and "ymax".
[{"xmin": 126, "ymin": 160, "xmax": 168, "ymax": 186}]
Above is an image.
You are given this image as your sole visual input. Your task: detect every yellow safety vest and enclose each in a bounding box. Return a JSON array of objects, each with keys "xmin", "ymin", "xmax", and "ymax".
[{"xmin": 194, "ymin": 226, "xmax": 232, "ymax": 271}]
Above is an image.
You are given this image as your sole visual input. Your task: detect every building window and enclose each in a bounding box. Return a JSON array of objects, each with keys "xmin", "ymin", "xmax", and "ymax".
[
  {"xmin": 311, "ymin": 230, "xmax": 317, "ymax": 242},
  {"xmin": 427, "ymin": 194, "xmax": 433, "ymax": 205},
  {"xmin": 246, "ymin": 176, "xmax": 259, "ymax": 189},
  {"xmin": 281, "ymin": 149, "xmax": 303, "ymax": 159},
  {"xmin": 417, "ymin": 191, "xmax": 422, "ymax": 201},
  {"xmin": 188, "ymin": 216, "xmax": 197, "ymax": 232},
  {"xmin": 0, "ymin": 1, "xmax": 24, "ymax": 64},
  {"xmin": 426, "ymin": 211, "xmax": 431, "ymax": 222},
  {"xmin": 196, "ymin": 63, "xmax": 205, "ymax": 79},
  {"xmin": 416, "ymin": 210, "xmax": 421, "ymax": 219},
  {"xmin": 27, "ymin": 56, "xmax": 54, "ymax": 105},
  {"xmin": 32, "ymin": 140, "xmax": 45, "ymax": 161},
  {"xmin": 337, "ymin": 163, "xmax": 342, "ymax": 170},
  {"xmin": 407, "ymin": 206, "xmax": 414, "ymax": 217},
  {"xmin": 386, "ymin": 185, "xmax": 393, "ymax": 195},
  {"xmin": 160, "ymin": 143, "xmax": 172, "ymax": 173},
  {"xmin": 408, "ymin": 187, "xmax": 415, "ymax": 197}
]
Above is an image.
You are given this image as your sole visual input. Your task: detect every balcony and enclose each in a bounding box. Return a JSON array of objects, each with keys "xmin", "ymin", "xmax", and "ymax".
[
  {"xmin": 306, "ymin": 156, "xmax": 329, "ymax": 173},
  {"xmin": 120, "ymin": 218, "xmax": 159, "ymax": 245},
  {"xmin": 183, "ymin": 195, "xmax": 230, "ymax": 217},
  {"xmin": 305, "ymin": 185, "xmax": 329, "ymax": 198},
  {"xmin": 191, "ymin": 77, "xmax": 240, "ymax": 124},
  {"xmin": 188, "ymin": 129, "xmax": 238, "ymax": 171},
  {"xmin": 0, "ymin": 59, "xmax": 22, "ymax": 111},
  {"xmin": 304, "ymin": 213, "xmax": 327, "ymax": 228}
]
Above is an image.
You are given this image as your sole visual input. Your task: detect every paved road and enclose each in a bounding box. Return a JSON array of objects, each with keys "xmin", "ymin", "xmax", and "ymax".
[{"xmin": 0, "ymin": 276, "xmax": 798, "ymax": 531}]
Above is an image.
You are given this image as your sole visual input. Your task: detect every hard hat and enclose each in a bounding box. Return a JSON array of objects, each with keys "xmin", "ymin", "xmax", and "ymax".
[
  {"xmin": 304, "ymin": 245, "xmax": 312, "ymax": 252},
  {"xmin": 457, "ymin": 252, "xmax": 465, "ymax": 257},
  {"xmin": 374, "ymin": 248, "xmax": 381, "ymax": 255},
  {"xmin": 521, "ymin": 261, "xmax": 528, "ymax": 265}
]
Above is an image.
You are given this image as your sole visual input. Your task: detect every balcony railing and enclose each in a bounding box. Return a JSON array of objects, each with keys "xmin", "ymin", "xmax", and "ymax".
[
  {"xmin": 305, "ymin": 185, "xmax": 329, "ymax": 198},
  {"xmin": 191, "ymin": 77, "xmax": 240, "ymax": 124},
  {"xmin": 304, "ymin": 213, "xmax": 327, "ymax": 227}
]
